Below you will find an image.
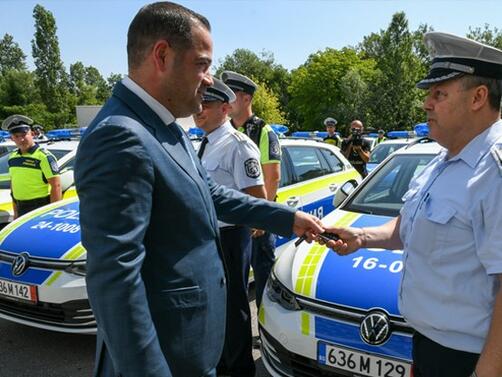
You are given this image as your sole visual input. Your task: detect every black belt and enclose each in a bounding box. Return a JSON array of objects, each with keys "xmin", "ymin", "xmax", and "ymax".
[{"xmin": 15, "ymin": 196, "xmax": 50, "ymax": 206}]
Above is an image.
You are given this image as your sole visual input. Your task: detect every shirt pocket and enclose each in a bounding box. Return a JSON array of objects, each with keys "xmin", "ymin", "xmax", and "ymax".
[{"xmin": 204, "ymin": 159, "xmax": 220, "ymax": 172}]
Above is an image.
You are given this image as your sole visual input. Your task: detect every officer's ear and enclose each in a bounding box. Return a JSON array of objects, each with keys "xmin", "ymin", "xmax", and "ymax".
[{"xmin": 470, "ymin": 84, "xmax": 489, "ymax": 112}]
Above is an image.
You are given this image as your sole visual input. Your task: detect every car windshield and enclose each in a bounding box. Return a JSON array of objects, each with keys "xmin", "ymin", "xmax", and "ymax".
[
  {"xmin": 343, "ymin": 153, "xmax": 435, "ymax": 217},
  {"xmin": 369, "ymin": 142, "xmax": 409, "ymax": 164}
]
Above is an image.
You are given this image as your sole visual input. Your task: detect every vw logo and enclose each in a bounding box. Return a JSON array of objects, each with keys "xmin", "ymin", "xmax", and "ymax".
[
  {"xmin": 360, "ymin": 311, "xmax": 391, "ymax": 346},
  {"xmin": 11, "ymin": 252, "xmax": 30, "ymax": 277}
]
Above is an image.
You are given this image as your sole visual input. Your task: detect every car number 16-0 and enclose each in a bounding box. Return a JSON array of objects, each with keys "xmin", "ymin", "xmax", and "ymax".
[{"xmin": 319, "ymin": 342, "xmax": 411, "ymax": 377}]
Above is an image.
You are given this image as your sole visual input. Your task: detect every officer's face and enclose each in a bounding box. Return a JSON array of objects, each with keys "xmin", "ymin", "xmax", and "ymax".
[
  {"xmin": 228, "ymin": 91, "xmax": 249, "ymax": 118},
  {"xmin": 423, "ymin": 78, "xmax": 471, "ymax": 146},
  {"xmin": 326, "ymin": 125, "xmax": 335, "ymax": 135},
  {"xmin": 193, "ymin": 101, "xmax": 227, "ymax": 132},
  {"xmin": 11, "ymin": 130, "xmax": 35, "ymax": 151},
  {"xmin": 162, "ymin": 24, "xmax": 213, "ymax": 118}
]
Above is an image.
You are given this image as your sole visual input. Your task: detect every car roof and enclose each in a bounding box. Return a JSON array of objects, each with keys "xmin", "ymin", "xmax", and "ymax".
[
  {"xmin": 394, "ymin": 139, "xmax": 442, "ymax": 155},
  {"xmin": 42, "ymin": 140, "xmax": 79, "ymax": 151},
  {"xmin": 279, "ymin": 138, "xmax": 335, "ymax": 148}
]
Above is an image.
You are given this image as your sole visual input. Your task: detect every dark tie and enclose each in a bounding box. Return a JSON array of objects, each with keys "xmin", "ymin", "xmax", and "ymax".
[{"xmin": 197, "ymin": 137, "xmax": 208, "ymax": 159}]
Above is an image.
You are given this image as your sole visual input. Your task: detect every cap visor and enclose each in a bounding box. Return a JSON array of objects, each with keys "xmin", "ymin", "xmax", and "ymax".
[{"xmin": 416, "ymin": 69, "xmax": 462, "ymax": 89}]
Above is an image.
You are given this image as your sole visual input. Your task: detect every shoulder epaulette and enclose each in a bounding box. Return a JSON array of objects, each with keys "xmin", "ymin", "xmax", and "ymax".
[
  {"xmin": 490, "ymin": 144, "xmax": 502, "ymax": 176},
  {"xmin": 230, "ymin": 129, "xmax": 247, "ymax": 142}
]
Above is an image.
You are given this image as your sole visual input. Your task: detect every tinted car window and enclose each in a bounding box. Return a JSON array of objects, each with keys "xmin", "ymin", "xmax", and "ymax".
[
  {"xmin": 287, "ymin": 146, "xmax": 330, "ymax": 183},
  {"xmin": 320, "ymin": 148, "xmax": 344, "ymax": 173},
  {"xmin": 344, "ymin": 154, "xmax": 434, "ymax": 217},
  {"xmin": 369, "ymin": 142, "xmax": 409, "ymax": 164}
]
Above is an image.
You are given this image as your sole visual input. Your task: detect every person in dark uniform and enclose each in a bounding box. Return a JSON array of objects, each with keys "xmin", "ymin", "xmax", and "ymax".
[
  {"xmin": 194, "ymin": 78, "xmax": 266, "ymax": 377},
  {"xmin": 323, "ymin": 117, "xmax": 342, "ymax": 147},
  {"xmin": 341, "ymin": 119, "xmax": 371, "ymax": 177},
  {"xmin": 221, "ymin": 71, "xmax": 281, "ymax": 310},
  {"xmin": 2, "ymin": 114, "xmax": 61, "ymax": 218}
]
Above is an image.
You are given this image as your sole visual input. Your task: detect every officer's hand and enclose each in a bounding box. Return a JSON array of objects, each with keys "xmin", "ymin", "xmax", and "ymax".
[
  {"xmin": 318, "ymin": 226, "xmax": 365, "ymax": 256},
  {"xmin": 292, "ymin": 212, "xmax": 324, "ymax": 242},
  {"xmin": 251, "ymin": 228, "xmax": 265, "ymax": 238}
]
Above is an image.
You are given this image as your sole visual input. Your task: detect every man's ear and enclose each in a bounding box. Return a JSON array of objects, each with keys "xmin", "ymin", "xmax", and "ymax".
[
  {"xmin": 471, "ymin": 85, "xmax": 489, "ymax": 111},
  {"xmin": 151, "ymin": 40, "xmax": 173, "ymax": 72}
]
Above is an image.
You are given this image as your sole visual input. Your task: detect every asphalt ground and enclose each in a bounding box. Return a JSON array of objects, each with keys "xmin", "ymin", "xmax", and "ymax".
[{"xmin": 0, "ymin": 287, "xmax": 270, "ymax": 377}]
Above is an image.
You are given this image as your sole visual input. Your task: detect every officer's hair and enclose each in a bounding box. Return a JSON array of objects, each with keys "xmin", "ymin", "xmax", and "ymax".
[
  {"xmin": 461, "ymin": 75, "xmax": 502, "ymax": 111},
  {"xmin": 127, "ymin": 2, "xmax": 210, "ymax": 70}
]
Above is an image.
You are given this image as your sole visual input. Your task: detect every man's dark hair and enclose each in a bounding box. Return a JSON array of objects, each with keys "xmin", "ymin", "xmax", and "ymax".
[
  {"xmin": 461, "ymin": 75, "xmax": 502, "ymax": 111},
  {"xmin": 127, "ymin": 2, "xmax": 210, "ymax": 70}
]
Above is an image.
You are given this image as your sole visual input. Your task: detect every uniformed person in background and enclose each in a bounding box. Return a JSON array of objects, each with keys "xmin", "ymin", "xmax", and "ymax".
[
  {"xmin": 32, "ymin": 124, "xmax": 48, "ymax": 141},
  {"xmin": 2, "ymin": 115, "xmax": 61, "ymax": 219},
  {"xmin": 323, "ymin": 117, "xmax": 342, "ymax": 147},
  {"xmin": 376, "ymin": 129, "xmax": 386, "ymax": 144},
  {"xmin": 194, "ymin": 78, "xmax": 266, "ymax": 377},
  {"xmin": 222, "ymin": 71, "xmax": 281, "ymax": 310},
  {"xmin": 341, "ymin": 119, "xmax": 371, "ymax": 177},
  {"xmin": 322, "ymin": 32, "xmax": 502, "ymax": 377}
]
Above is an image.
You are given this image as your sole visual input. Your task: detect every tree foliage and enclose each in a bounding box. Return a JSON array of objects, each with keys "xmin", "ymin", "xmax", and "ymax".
[
  {"xmin": 359, "ymin": 12, "xmax": 428, "ymax": 131},
  {"xmin": 31, "ymin": 4, "xmax": 69, "ymax": 118},
  {"xmin": 467, "ymin": 24, "xmax": 502, "ymax": 49},
  {"xmin": 252, "ymin": 80, "xmax": 286, "ymax": 125},
  {"xmin": 0, "ymin": 34, "xmax": 27, "ymax": 75},
  {"xmin": 215, "ymin": 49, "xmax": 290, "ymax": 111},
  {"xmin": 288, "ymin": 47, "xmax": 376, "ymax": 131}
]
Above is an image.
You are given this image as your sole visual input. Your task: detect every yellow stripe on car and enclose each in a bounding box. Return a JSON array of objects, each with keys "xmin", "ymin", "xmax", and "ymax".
[
  {"xmin": 301, "ymin": 312, "xmax": 311, "ymax": 336},
  {"xmin": 294, "ymin": 211, "xmax": 361, "ymax": 297},
  {"xmin": 276, "ymin": 170, "xmax": 359, "ymax": 204},
  {"xmin": 44, "ymin": 240, "xmax": 86, "ymax": 286}
]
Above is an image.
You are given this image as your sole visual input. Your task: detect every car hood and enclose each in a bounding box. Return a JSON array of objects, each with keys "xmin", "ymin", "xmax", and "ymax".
[
  {"xmin": 0, "ymin": 197, "xmax": 84, "ymax": 261},
  {"xmin": 275, "ymin": 209, "xmax": 403, "ymax": 316}
]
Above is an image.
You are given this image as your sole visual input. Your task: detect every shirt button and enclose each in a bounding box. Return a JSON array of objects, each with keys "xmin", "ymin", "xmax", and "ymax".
[{"xmin": 220, "ymin": 277, "xmax": 226, "ymax": 286}]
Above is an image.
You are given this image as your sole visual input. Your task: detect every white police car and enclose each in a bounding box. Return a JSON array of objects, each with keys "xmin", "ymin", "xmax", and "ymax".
[
  {"xmin": 0, "ymin": 136, "xmax": 360, "ymax": 333},
  {"xmin": 259, "ymin": 138, "xmax": 441, "ymax": 377},
  {"xmin": 0, "ymin": 139, "xmax": 79, "ymax": 228},
  {"xmin": 367, "ymin": 139, "xmax": 413, "ymax": 174}
]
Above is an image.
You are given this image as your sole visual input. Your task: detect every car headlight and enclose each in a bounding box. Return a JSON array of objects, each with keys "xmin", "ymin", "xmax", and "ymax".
[
  {"xmin": 266, "ymin": 270, "xmax": 301, "ymax": 311},
  {"xmin": 65, "ymin": 260, "xmax": 87, "ymax": 276}
]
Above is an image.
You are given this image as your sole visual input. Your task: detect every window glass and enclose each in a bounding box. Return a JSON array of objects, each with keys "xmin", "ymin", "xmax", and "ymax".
[
  {"xmin": 344, "ymin": 154, "xmax": 435, "ymax": 217},
  {"xmin": 287, "ymin": 146, "xmax": 330, "ymax": 183},
  {"xmin": 320, "ymin": 148, "xmax": 344, "ymax": 173},
  {"xmin": 369, "ymin": 142, "xmax": 408, "ymax": 164}
]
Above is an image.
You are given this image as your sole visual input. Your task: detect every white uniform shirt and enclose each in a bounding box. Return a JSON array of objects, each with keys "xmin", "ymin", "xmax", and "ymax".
[
  {"xmin": 399, "ymin": 120, "xmax": 502, "ymax": 353},
  {"xmin": 200, "ymin": 121, "xmax": 264, "ymax": 228}
]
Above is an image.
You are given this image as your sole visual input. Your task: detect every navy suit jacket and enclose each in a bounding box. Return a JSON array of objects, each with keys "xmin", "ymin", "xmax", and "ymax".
[{"xmin": 74, "ymin": 82, "xmax": 295, "ymax": 377}]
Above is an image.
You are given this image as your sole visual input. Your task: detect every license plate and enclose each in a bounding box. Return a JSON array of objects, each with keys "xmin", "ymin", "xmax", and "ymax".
[
  {"xmin": 318, "ymin": 342, "xmax": 411, "ymax": 377},
  {"xmin": 0, "ymin": 278, "xmax": 38, "ymax": 303}
]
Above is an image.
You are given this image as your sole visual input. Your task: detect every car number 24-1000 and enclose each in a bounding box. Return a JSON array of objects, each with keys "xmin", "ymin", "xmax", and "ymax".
[{"xmin": 318, "ymin": 342, "xmax": 411, "ymax": 377}]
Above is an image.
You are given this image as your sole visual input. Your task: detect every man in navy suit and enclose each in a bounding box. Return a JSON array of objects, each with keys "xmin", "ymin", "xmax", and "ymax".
[{"xmin": 75, "ymin": 3, "xmax": 324, "ymax": 377}]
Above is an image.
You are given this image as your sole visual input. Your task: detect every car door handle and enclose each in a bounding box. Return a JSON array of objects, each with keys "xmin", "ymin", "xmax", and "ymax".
[
  {"xmin": 329, "ymin": 183, "xmax": 338, "ymax": 192},
  {"xmin": 286, "ymin": 196, "xmax": 300, "ymax": 207}
]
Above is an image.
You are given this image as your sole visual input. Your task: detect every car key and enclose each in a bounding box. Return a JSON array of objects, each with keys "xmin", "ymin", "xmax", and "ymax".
[{"xmin": 294, "ymin": 232, "xmax": 340, "ymax": 247}]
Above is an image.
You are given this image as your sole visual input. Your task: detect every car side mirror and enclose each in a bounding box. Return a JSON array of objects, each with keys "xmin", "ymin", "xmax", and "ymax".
[{"xmin": 333, "ymin": 179, "xmax": 358, "ymax": 208}]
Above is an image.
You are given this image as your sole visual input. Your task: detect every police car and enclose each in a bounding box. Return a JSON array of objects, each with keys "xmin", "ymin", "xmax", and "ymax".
[
  {"xmin": 0, "ymin": 136, "xmax": 360, "ymax": 333},
  {"xmin": 259, "ymin": 139, "xmax": 441, "ymax": 377},
  {"xmin": 367, "ymin": 139, "xmax": 413, "ymax": 174},
  {"xmin": 0, "ymin": 139, "xmax": 79, "ymax": 228}
]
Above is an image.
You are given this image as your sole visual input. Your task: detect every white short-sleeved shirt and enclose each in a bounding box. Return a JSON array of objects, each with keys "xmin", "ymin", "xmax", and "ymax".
[
  {"xmin": 200, "ymin": 121, "xmax": 264, "ymax": 227},
  {"xmin": 399, "ymin": 120, "xmax": 502, "ymax": 353}
]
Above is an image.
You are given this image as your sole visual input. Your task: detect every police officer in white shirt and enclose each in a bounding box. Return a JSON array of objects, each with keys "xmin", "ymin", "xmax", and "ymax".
[
  {"xmin": 193, "ymin": 78, "xmax": 266, "ymax": 377},
  {"xmin": 322, "ymin": 32, "xmax": 502, "ymax": 377}
]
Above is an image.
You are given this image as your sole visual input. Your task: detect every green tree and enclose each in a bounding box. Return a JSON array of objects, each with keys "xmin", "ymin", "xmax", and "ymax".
[
  {"xmin": 359, "ymin": 12, "xmax": 428, "ymax": 131},
  {"xmin": 0, "ymin": 34, "xmax": 27, "ymax": 75},
  {"xmin": 288, "ymin": 47, "xmax": 376, "ymax": 131},
  {"xmin": 215, "ymin": 49, "xmax": 290, "ymax": 112},
  {"xmin": 252, "ymin": 81, "xmax": 286, "ymax": 124},
  {"xmin": 0, "ymin": 69, "xmax": 39, "ymax": 106},
  {"xmin": 467, "ymin": 24, "xmax": 502, "ymax": 49},
  {"xmin": 31, "ymin": 4, "xmax": 70, "ymax": 120}
]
